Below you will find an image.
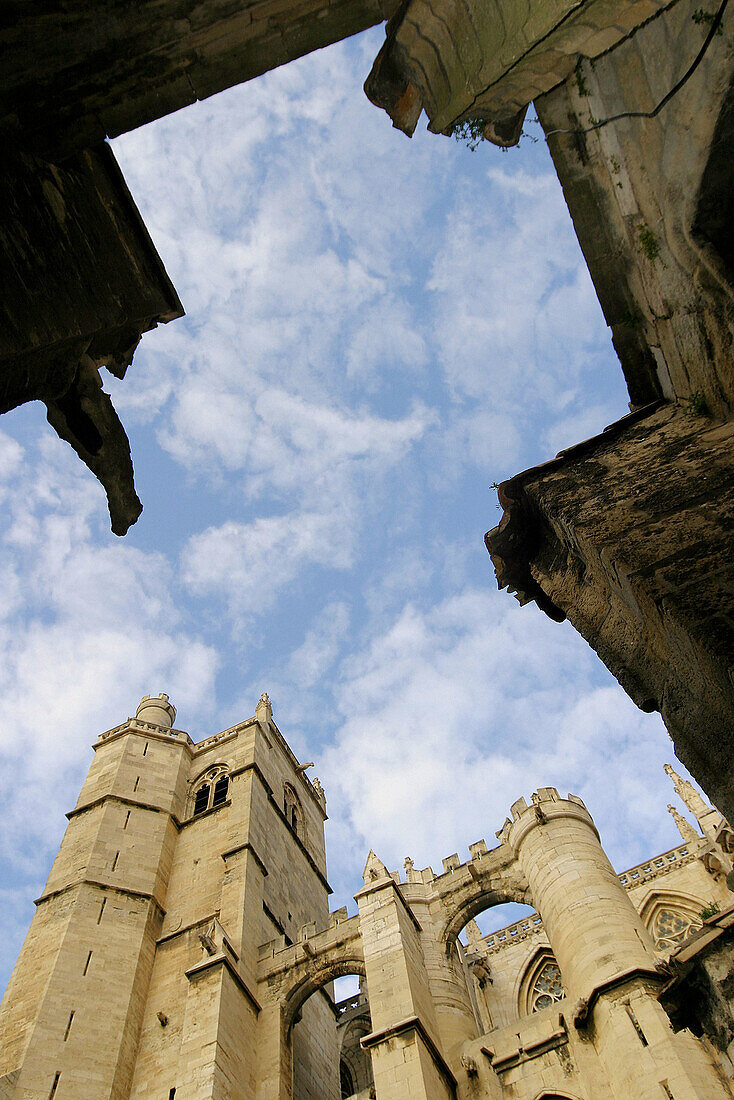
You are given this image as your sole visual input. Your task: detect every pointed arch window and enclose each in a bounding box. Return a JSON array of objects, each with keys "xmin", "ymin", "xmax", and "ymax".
[
  {"xmin": 194, "ymin": 784, "xmax": 211, "ymax": 815},
  {"xmin": 212, "ymin": 775, "xmax": 229, "ymax": 807},
  {"xmin": 639, "ymin": 893, "xmax": 704, "ymax": 952},
  {"xmin": 520, "ymin": 951, "xmax": 567, "ymax": 1016},
  {"xmin": 192, "ymin": 767, "xmax": 230, "ymax": 817},
  {"xmin": 530, "ymin": 959, "xmax": 565, "ymax": 1012},
  {"xmin": 652, "ymin": 907, "xmax": 701, "ymax": 951}
]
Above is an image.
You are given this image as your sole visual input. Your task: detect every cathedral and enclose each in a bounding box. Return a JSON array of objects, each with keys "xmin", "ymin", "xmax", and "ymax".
[{"xmin": 2, "ymin": 693, "xmax": 733, "ymax": 1099}]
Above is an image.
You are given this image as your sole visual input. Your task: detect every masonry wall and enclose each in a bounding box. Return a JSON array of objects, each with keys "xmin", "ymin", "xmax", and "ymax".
[{"xmin": 536, "ymin": 0, "xmax": 734, "ymax": 415}]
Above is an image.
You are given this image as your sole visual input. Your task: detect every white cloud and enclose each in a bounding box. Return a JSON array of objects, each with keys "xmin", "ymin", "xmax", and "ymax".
[
  {"xmin": 0, "ymin": 435, "xmax": 218, "ymax": 883},
  {"xmin": 287, "ymin": 601, "xmax": 352, "ymax": 687},
  {"xmin": 319, "ymin": 588, "xmax": 682, "ymax": 909},
  {"xmin": 181, "ymin": 509, "xmax": 352, "ymax": 624}
]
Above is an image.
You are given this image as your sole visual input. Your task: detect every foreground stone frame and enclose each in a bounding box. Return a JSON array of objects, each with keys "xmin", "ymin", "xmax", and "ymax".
[{"xmin": 487, "ymin": 402, "xmax": 734, "ymax": 825}]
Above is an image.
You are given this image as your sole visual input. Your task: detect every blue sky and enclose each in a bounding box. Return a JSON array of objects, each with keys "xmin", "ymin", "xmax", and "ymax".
[{"xmin": 0, "ymin": 27, "xmax": 707, "ymax": 990}]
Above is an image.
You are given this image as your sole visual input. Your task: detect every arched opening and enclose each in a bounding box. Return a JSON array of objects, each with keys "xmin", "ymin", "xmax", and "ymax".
[
  {"xmin": 459, "ymin": 902, "xmax": 539, "ymax": 943},
  {"xmin": 283, "ymin": 962, "xmax": 371, "ymax": 1100},
  {"xmin": 532, "ymin": 1093, "xmax": 584, "ymax": 1100},
  {"xmin": 334, "ymin": 975, "xmax": 374, "ymax": 1099},
  {"xmin": 452, "ymin": 901, "xmax": 565, "ymax": 1035},
  {"xmin": 441, "ymin": 882, "xmax": 531, "ymax": 955}
]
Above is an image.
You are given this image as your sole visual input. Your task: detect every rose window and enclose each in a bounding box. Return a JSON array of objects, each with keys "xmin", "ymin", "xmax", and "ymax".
[{"xmin": 530, "ymin": 960, "xmax": 565, "ymax": 1012}]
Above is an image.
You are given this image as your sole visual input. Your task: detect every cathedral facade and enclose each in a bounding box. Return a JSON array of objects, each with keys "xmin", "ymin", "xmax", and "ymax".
[{"xmin": 1, "ymin": 694, "xmax": 733, "ymax": 1100}]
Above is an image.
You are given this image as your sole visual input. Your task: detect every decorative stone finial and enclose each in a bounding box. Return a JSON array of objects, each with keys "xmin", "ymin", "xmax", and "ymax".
[
  {"xmin": 667, "ymin": 804, "xmax": 700, "ymax": 845},
  {"xmin": 664, "ymin": 764, "xmax": 711, "ymax": 820},
  {"xmin": 465, "ymin": 919, "xmax": 484, "ymax": 950},
  {"xmin": 256, "ymin": 692, "xmax": 272, "ymax": 725},
  {"xmin": 135, "ymin": 693, "xmax": 176, "ymax": 728},
  {"xmin": 362, "ymin": 850, "xmax": 389, "ymax": 884},
  {"xmin": 404, "ymin": 856, "xmax": 414, "ymax": 873},
  {"xmin": 312, "ymin": 776, "xmax": 325, "ymax": 803}
]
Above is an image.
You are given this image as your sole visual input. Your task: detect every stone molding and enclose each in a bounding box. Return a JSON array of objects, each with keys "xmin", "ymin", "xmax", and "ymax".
[
  {"xmin": 185, "ymin": 952, "xmax": 261, "ymax": 1014},
  {"xmin": 360, "ymin": 1014, "xmax": 457, "ymax": 1095}
]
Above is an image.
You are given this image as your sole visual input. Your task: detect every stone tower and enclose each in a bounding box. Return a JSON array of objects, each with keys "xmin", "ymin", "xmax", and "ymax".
[{"xmin": 0, "ymin": 693, "xmax": 334, "ymax": 1100}]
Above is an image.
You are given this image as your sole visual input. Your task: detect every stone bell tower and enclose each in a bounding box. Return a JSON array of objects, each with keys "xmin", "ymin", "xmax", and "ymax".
[{"xmin": 0, "ymin": 693, "xmax": 334, "ymax": 1100}]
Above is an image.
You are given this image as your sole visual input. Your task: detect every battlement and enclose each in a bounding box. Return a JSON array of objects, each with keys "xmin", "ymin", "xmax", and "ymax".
[
  {"xmin": 258, "ymin": 911, "xmax": 362, "ymax": 980},
  {"xmin": 193, "ymin": 720, "xmax": 253, "ymax": 753},
  {"xmin": 96, "ymin": 717, "xmax": 193, "ymax": 746}
]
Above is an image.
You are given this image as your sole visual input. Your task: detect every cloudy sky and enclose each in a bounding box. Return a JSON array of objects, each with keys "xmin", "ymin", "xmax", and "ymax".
[{"xmin": 0, "ymin": 27, "xmax": 707, "ymax": 990}]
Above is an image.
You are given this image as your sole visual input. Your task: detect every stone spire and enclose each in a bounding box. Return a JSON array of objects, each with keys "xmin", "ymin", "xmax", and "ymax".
[
  {"xmin": 667, "ymin": 804, "xmax": 700, "ymax": 845},
  {"xmin": 664, "ymin": 763, "xmax": 711, "ymax": 820}
]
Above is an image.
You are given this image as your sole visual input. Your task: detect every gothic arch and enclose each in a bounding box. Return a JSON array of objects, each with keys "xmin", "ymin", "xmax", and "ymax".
[
  {"xmin": 691, "ymin": 71, "xmax": 734, "ymax": 290},
  {"xmin": 517, "ymin": 947, "xmax": 567, "ymax": 1017},
  {"xmin": 338, "ymin": 1009, "xmax": 373, "ymax": 1098},
  {"xmin": 282, "ymin": 957, "xmax": 367, "ymax": 1036},
  {"xmin": 440, "ymin": 880, "xmax": 531, "ymax": 954},
  {"xmin": 531, "ymin": 1091, "xmax": 584, "ymax": 1100},
  {"xmin": 637, "ymin": 890, "xmax": 704, "ymax": 951}
]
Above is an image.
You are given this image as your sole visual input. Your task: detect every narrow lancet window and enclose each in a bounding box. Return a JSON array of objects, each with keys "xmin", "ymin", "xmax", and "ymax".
[
  {"xmin": 194, "ymin": 783, "xmax": 211, "ymax": 815},
  {"xmin": 212, "ymin": 775, "xmax": 229, "ymax": 807}
]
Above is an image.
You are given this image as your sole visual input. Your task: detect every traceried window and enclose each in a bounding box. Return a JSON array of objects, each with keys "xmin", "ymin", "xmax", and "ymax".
[
  {"xmin": 192, "ymin": 767, "xmax": 230, "ymax": 816},
  {"xmin": 530, "ymin": 959, "xmax": 565, "ymax": 1012},
  {"xmin": 652, "ymin": 907, "xmax": 701, "ymax": 951}
]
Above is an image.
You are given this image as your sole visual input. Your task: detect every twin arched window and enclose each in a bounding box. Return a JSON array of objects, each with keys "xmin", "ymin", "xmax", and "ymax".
[{"xmin": 192, "ymin": 767, "xmax": 230, "ymax": 816}]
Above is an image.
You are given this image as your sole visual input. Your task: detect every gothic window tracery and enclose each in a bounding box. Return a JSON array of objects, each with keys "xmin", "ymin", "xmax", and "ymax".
[
  {"xmin": 651, "ymin": 907, "xmax": 701, "ymax": 950},
  {"xmin": 192, "ymin": 767, "xmax": 230, "ymax": 816},
  {"xmin": 529, "ymin": 959, "xmax": 565, "ymax": 1012}
]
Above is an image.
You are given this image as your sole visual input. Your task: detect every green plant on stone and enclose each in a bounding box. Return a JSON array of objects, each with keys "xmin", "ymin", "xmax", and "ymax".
[
  {"xmin": 638, "ymin": 224, "xmax": 661, "ymax": 262},
  {"xmin": 692, "ymin": 8, "xmax": 723, "ymax": 33},
  {"xmin": 450, "ymin": 118, "xmax": 486, "ymax": 151},
  {"xmin": 684, "ymin": 390, "xmax": 710, "ymax": 417},
  {"xmin": 620, "ymin": 304, "xmax": 642, "ymax": 328},
  {"xmin": 698, "ymin": 901, "xmax": 720, "ymax": 920},
  {"xmin": 574, "ymin": 60, "xmax": 590, "ymax": 96}
]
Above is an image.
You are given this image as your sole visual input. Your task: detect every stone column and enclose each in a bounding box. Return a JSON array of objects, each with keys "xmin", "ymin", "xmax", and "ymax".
[
  {"xmin": 356, "ymin": 859, "xmax": 456, "ymax": 1100},
  {"xmin": 501, "ymin": 787, "xmax": 729, "ymax": 1099}
]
